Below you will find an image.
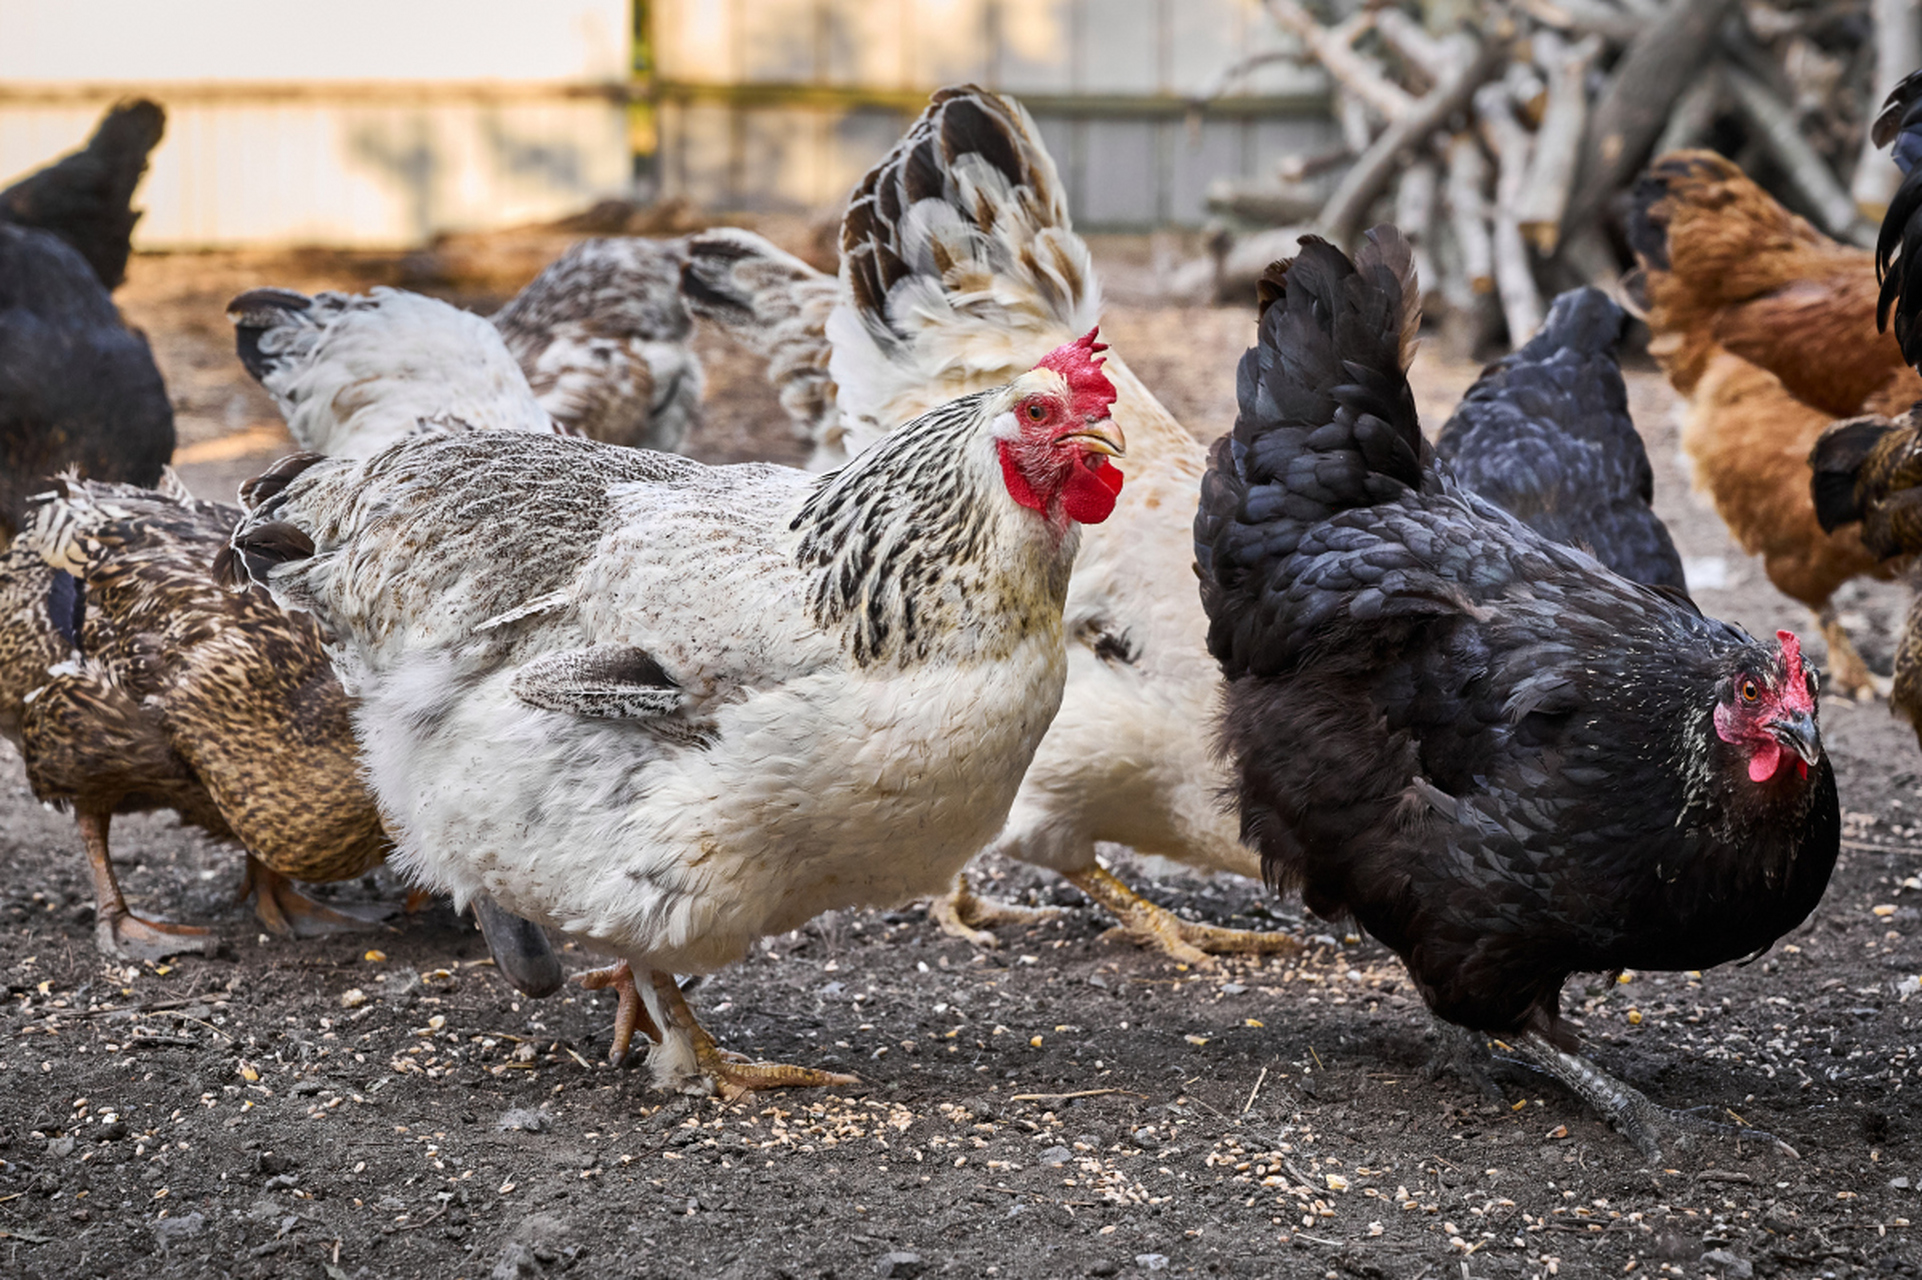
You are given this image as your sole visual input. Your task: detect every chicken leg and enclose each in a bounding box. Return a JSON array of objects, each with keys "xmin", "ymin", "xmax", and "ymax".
[
  {"xmin": 1817, "ymin": 602, "xmax": 1889, "ymax": 701},
  {"xmin": 642, "ymin": 968, "xmax": 860, "ymax": 1100},
  {"xmin": 77, "ymin": 809, "xmax": 216, "ymax": 962},
  {"xmin": 1065, "ymin": 863, "xmax": 1301, "ymax": 966},
  {"xmin": 578, "ymin": 961, "xmax": 659, "ymax": 1065},
  {"xmin": 1514, "ymin": 1030, "xmax": 1786, "ymax": 1165},
  {"xmin": 928, "ymin": 871, "xmax": 1064, "ymax": 948},
  {"xmin": 236, "ymin": 856, "xmax": 387, "ymax": 938}
]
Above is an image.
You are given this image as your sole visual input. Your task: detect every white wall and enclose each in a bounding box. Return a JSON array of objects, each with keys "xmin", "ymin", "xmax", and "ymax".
[{"xmin": 0, "ymin": 0, "xmax": 633, "ymax": 248}]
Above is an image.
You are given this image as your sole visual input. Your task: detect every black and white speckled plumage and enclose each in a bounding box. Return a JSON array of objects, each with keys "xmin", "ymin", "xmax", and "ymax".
[
  {"xmin": 1195, "ymin": 230, "xmax": 1840, "ymax": 1046},
  {"xmin": 492, "ymin": 237, "xmax": 704, "ymax": 452},
  {"xmin": 0, "ymin": 224, "xmax": 174, "ymax": 539},
  {"xmin": 1435, "ymin": 287, "xmax": 1687, "ymax": 592}
]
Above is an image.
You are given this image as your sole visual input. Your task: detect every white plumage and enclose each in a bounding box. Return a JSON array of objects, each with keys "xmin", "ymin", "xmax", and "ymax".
[{"xmin": 228, "ymin": 349, "xmax": 1123, "ymax": 1094}]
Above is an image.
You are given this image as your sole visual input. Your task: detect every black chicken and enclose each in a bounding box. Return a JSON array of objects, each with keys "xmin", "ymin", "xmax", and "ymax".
[
  {"xmin": 1436, "ymin": 286, "xmax": 1688, "ymax": 593},
  {"xmin": 0, "ymin": 225, "xmax": 174, "ymax": 540},
  {"xmin": 1194, "ymin": 229, "xmax": 1840, "ymax": 1161},
  {"xmin": 0, "ymin": 98, "xmax": 165, "ymax": 292}
]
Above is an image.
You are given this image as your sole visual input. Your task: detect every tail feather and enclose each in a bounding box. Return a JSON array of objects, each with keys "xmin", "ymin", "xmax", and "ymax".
[
  {"xmin": 827, "ymin": 85, "xmax": 1100, "ymax": 454},
  {"xmin": 1876, "ymin": 72, "xmax": 1922, "ymax": 369},
  {"xmin": 227, "ymin": 287, "xmax": 317, "ymax": 384},
  {"xmin": 1809, "ymin": 417, "xmax": 1898, "ymax": 533},
  {"xmin": 1196, "ymin": 229, "xmax": 1424, "ymax": 678},
  {"xmin": 0, "ymin": 98, "xmax": 165, "ymax": 291}
]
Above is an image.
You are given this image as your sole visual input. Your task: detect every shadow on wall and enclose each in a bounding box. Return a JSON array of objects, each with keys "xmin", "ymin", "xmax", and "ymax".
[{"xmin": 346, "ymin": 112, "xmax": 605, "ymax": 242}]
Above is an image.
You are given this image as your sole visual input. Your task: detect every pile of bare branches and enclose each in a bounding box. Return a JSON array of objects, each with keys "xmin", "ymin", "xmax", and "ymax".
[{"xmin": 1202, "ymin": 0, "xmax": 1916, "ymax": 351}]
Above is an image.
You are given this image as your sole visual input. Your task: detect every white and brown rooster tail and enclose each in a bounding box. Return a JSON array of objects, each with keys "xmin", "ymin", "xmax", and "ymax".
[
  {"xmin": 827, "ymin": 85, "xmax": 1101, "ymax": 464},
  {"xmin": 680, "ymin": 227, "xmax": 842, "ymax": 451}
]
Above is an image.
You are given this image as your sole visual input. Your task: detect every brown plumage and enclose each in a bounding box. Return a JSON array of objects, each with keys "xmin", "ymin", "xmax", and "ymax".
[
  {"xmin": 2, "ymin": 473, "xmax": 387, "ymax": 959},
  {"xmin": 1626, "ymin": 150, "xmax": 1916, "ymax": 696}
]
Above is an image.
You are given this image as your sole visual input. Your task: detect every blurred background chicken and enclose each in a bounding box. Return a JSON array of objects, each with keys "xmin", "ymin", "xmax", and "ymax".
[
  {"xmin": 1195, "ymin": 230, "xmax": 1839, "ymax": 1162},
  {"xmin": 1811, "ymin": 70, "xmax": 1922, "ymax": 747},
  {"xmin": 492, "ymin": 237, "xmax": 703, "ymax": 452},
  {"xmin": 228, "ymin": 338, "xmax": 1124, "ymax": 1096},
  {"xmin": 681, "ymin": 86, "xmax": 1297, "ymax": 965},
  {"xmin": 1626, "ymin": 149, "xmax": 1919, "ymax": 697},
  {"xmin": 0, "ymin": 98, "xmax": 174, "ymax": 540},
  {"xmin": 1436, "ymin": 286, "xmax": 1687, "ymax": 593},
  {"xmin": 231, "ymin": 237, "xmax": 702, "ymax": 459}
]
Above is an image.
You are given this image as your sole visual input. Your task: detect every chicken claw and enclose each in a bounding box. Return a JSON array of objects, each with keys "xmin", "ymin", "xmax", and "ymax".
[
  {"xmin": 1066, "ymin": 863, "xmax": 1300, "ymax": 966},
  {"xmin": 647, "ymin": 970, "xmax": 858, "ymax": 1100},
  {"xmin": 579, "ymin": 961, "xmax": 659, "ymax": 1065},
  {"xmin": 1515, "ymin": 1030, "xmax": 1791, "ymax": 1165},
  {"xmin": 78, "ymin": 810, "xmax": 216, "ymax": 962},
  {"xmin": 928, "ymin": 871, "xmax": 1064, "ymax": 948},
  {"xmin": 237, "ymin": 856, "xmax": 388, "ymax": 938},
  {"xmin": 1817, "ymin": 605, "xmax": 1889, "ymax": 701}
]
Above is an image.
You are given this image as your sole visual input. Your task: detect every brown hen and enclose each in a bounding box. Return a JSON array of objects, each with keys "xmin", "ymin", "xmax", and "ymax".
[{"xmin": 1626, "ymin": 150, "xmax": 1918, "ymax": 696}]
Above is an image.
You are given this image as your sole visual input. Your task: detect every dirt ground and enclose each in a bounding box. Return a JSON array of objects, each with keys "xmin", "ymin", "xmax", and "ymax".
[{"xmin": 3, "ymin": 229, "xmax": 1921, "ymax": 1280}]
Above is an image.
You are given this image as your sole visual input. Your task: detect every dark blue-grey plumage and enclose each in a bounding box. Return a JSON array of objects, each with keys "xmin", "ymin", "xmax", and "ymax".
[
  {"xmin": 1194, "ymin": 230, "xmax": 1839, "ymax": 1051},
  {"xmin": 1435, "ymin": 287, "xmax": 1687, "ymax": 593},
  {"xmin": 1875, "ymin": 69, "xmax": 1922, "ymax": 366},
  {"xmin": 0, "ymin": 224, "xmax": 174, "ymax": 538}
]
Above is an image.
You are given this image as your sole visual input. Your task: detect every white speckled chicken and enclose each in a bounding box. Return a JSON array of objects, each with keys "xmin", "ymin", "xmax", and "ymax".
[
  {"xmin": 683, "ymin": 87, "xmax": 1296, "ymax": 962},
  {"xmin": 228, "ymin": 286, "xmax": 557, "ymax": 458},
  {"xmin": 226, "ymin": 336, "xmax": 1124, "ymax": 1097}
]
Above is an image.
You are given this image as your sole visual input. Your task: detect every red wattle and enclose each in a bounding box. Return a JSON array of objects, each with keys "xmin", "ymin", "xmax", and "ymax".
[
  {"xmin": 1747, "ymin": 741, "xmax": 1781, "ymax": 783},
  {"xmin": 997, "ymin": 440, "xmax": 1044, "ymax": 513},
  {"xmin": 1062, "ymin": 459, "xmax": 1123, "ymax": 525}
]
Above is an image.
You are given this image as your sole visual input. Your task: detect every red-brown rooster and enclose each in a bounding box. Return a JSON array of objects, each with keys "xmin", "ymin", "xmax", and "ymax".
[
  {"xmin": 228, "ymin": 336, "xmax": 1123, "ymax": 1097},
  {"xmin": 1195, "ymin": 229, "xmax": 1841, "ymax": 1161}
]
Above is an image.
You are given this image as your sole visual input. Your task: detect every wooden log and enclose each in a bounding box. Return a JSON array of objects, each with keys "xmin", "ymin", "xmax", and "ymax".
[
  {"xmin": 1475, "ymin": 82, "xmax": 1544, "ymax": 344},
  {"xmin": 1853, "ymin": 0, "xmax": 1922, "ymax": 218},
  {"xmin": 1723, "ymin": 65, "xmax": 1869, "ymax": 242},
  {"xmin": 1564, "ymin": 0, "xmax": 1741, "ymax": 235},
  {"xmin": 1651, "ymin": 67, "xmax": 1724, "ymax": 157},
  {"xmin": 1263, "ymin": 0, "xmax": 1416, "ymax": 122},
  {"xmin": 1514, "ymin": 32, "xmax": 1600, "ymax": 255},
  {"xmin": 1318, "ymin": 31, "xmax": 1506, "ymax": 250},
  {"xmin": 1513, "ymin": 0, "xmax": 1641, "ymax": 44},
  {"xmin": 1395, "ymin": 158, "xmax": 1442, "ymax": 311},
  {"xmin": 1205, "ymin": 176, "xmax": 1329, "ymax": 227},
  {"xmin": 1374, "ymin": 7, "xmax": 1460, "ymax": 85},
  {"xmin": 1444, "ymin": 130, "xmax": 1495, "ymax": 296},
  {"xmin": 1336, "ymin": 88, "xmax": 1376, "ymax": 155}
]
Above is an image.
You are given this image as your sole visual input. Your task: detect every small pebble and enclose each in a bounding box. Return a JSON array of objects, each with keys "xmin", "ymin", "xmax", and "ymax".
[
  {"xmin": 498, "ymin": 1108, "xmax": 548, "ymax": 1133},
  {"xmin": 1135, "ymin": 1255, "xmax": 1170, "ymax": 1273},
  {"xmin": 1038, "ymin": 1146, "xmax": 1073, "ymax": 1166},
  {"xmin": 876, "ymin": 1251, "xmax": 925, "ymax": 1279}
]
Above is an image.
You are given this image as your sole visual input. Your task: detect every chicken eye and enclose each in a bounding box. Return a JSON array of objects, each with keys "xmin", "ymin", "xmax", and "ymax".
[
  {"xmin": 1740, "ymin": 678, "xmax": 1760, "ymax": 703},
  {"xmin": 1025, "ymin": 402, "xmax": 1048, "ymax": 422}
]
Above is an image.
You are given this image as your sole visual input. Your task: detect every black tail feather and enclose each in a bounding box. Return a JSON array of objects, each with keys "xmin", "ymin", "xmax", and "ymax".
[
  {"xmin": 1809, "ymin": 416, "xmax": 1900, "ymax": 533},
  {"xmin": 0, "ymin": 98, "xmax": 165, "ymax": 291},
  {"xmin": 1875, "ymin": 70, "xmax": 1922, "ymax": 368}
]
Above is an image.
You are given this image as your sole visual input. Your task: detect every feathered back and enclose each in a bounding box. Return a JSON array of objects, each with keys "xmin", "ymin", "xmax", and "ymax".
[
  {"xmin": 827, "ymin": 86, "xmax": 1101, "ymax": 455},
  {"xmin": 680, "ymin": 227, "xmax": 841, "ymax": 450},
  {"xmin": 1875, "ymin": 70, "xmax": 1922, "ymax": 369},
  {"xmin": 0, "ymin": 98, "xmax": 164, "ymax": 291},
  {"xmin": 1194, "ymin": 229, "xmax": 1423, "ymax": 679},
  {"xmin": 228, "ymin": 285, "xmax": 557, "ymax": 458},
  {"xmin": 491, "ymin": 237, "xmax": 704, "ymax": 452},
  {"xmin": 1436, "ymin": 287, "xmax": 1688, "ymax": 591}
]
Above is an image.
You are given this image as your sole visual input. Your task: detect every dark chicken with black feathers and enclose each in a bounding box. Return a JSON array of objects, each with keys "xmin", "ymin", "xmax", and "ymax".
[
  {"xmin": 1436, "ymin": 286, "xmax": 1687, "ymax": 593},
  {"xmin": 1195, "ymin": 229, "xmax": 1840, "ymax": 1162},
  {"xmin": 0, "ymin": 98, "xmax": 164, "ymax": 292}
]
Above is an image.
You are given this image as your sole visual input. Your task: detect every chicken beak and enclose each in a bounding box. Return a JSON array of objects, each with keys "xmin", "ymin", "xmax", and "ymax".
[
  {"xmin": 1767, "ymin": 709, "xmax": 1821, "ymax": 766},
  {"xmin": 1061, "ymin": 419, "xmax": 1126, "ymax": 459}
]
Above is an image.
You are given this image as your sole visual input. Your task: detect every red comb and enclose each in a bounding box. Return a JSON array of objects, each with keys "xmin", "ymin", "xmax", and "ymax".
[
  {"xmin": 1034, "ymin": 328, "xmax": 1117, "ymax": 420},
  {"xmin": 1776, "ymin": 629, "xmax": 1816, "ymax": 711}
]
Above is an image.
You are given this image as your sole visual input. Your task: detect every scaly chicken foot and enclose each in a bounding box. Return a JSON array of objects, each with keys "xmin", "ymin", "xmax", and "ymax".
[
  {"xmin": 237, "ymin": 856, "xmax": 388, "ymax": 938},
  {"xmin": 647, "ymin": 970, "xmax": 859, "ymax": 1100},
  {"xmin": 579, "ymin": 961, "xmax": 659, "ymax": 1065},
  {"xmin": 1066, "ymin": 864, "xmax": 1301, "ymax": 966},
  {"xmin": 77, "ymin": 810, "xmax": 217, "ymax": 962},
  {"xmin": 1423, "ymin": 1020, "xmax": 1508, "ymax": 1105},
  {"xmin": 927, "ymin": 871, "xmax": 1065, "ymax": 949},
  {"xmin": 1817, "ymin": 605, "xmax": 1890, "ymax": 701},
  {"xmin": 1514, "ymin": 1030, "xmax": 1787, "ymax": 1165}
]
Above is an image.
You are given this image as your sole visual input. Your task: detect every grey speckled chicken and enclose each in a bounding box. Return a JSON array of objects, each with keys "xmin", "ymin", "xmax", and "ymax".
[
  {"xmin": 492, "ymin": 237, "xmax": 704, "ymax": 452},
  {"xmin": 1435, "ymin": 286, "xmax": 1688, "ymax": 594},
  {"xmin": 1195, "ymin": 230, "xmax": 1839, "ymax": 1163}
]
